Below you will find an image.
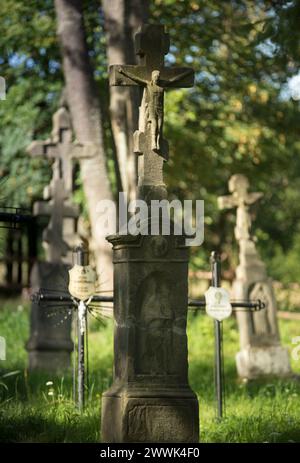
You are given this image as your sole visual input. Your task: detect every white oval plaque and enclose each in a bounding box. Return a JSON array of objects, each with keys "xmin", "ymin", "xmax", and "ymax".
[
  {"xmin": 68, "ymin": 264, "xmax": 96, "ymax": 301},
  {"xmin": 205, "ymin": 286, "xmax": 232, "ymax": 321}
]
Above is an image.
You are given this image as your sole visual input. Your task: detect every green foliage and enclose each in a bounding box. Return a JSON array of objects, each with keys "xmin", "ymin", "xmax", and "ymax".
[
  {"xmin": 151, "ymin": 1, "xmax": 300, "ymax": 277},
  {"xmin": 0, "ymin": 0, "xmax": 106, "ymax": 209},
  {"xmin": 269, "ymin": 233, "xmax": 300, "ymax": 284}
]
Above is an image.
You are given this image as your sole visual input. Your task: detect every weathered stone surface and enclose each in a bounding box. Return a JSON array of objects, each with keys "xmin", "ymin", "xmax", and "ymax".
[
  {"xmin": 26, "ymin": 107, "xmax": 82, "ymax": 371},
  {"xmin": 102, "ymin": 24, "xmax": 198, "ymax": 442},
  {"xmin": 102, "ymin": 396, "xmax": 198, "ymax": 443},
  {"xmin": 109, "ymin": 24, "xmax": 194, "ymax": 200},
  {"xmin": 236, "ymin": 345, "xmax": 291, "ymax": 379},
  {"xmin": 218, "ymin": 174, "xmax": 292, "ymax": 379},
  {"xmin": 101, "ymin": 232, "xmax": 199, "ymax": 443},
  {"xmin": 26, "ymin": 262, "xmax": 73, "ymax": 372}
]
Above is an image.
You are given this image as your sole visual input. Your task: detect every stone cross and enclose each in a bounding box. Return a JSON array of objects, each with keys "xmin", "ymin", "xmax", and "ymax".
[
  {"xmin": 109, "ymin": 24, "xmax": 194, "ymax": 199},
  {"xmin": 218, "ymin": 174, "xmax": 263, "ymax": 242},
  {"xmin": 102, "ymin": 24, "xmax": 199, "ymax": 444},
  {"xmin": 27, "ymin": 108, "xmax": 85, "ymax": 262},
  {"xmin": 32, "ymin": 163, "xmax": 78, "ymax": 263},
  {"xmin": 218, "ymin": 174, "xmax": 292, "ymax": 379},
  {"xmin": 26, "ymin": 107, "xmax": 84, "ymax": 371},
  {"xmin": 28, "ymin": 107, "xmax": 93, "ymax": 196}
]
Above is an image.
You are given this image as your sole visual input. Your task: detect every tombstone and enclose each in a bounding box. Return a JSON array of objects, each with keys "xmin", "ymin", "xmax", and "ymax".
[
  {"xmin": 218, "ymin": 174, "xmax": 292, "ymax": 379},
  {"xmin": 101, "ymin": 24, "xmax": 199, "ymax": 443},
  {"xmin": 26, "ymin": 107, "xmax": 88, "ymax": 371}
]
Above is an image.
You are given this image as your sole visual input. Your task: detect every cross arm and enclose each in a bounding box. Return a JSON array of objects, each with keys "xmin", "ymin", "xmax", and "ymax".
[
  {"xmin": 27, "ymin": 140, "xmax": 59, "ymax": 159},
  {"xmin": 109, "ymin": 65, "xmax": 148, "ymax": 86},
  {"xmin": 217, "ymin": 195, "xmax": 237, "ymax": 210},
  {"xmin": 33, "ymin": 200, "xmax": 79, "ymax": 218},
  {"xmin": 27, "ymin": 140, "xmax": 47, "ymax": 157},
  {"xmin": 245, "ymin": 192, "xmax": 263, "ymax": 205},
  {"xmin": 71, "ymin": 142, "xmax": 103, "ymax": 160}
]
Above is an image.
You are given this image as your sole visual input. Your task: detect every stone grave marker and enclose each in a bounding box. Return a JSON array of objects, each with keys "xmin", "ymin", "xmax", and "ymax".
[
  {"xmin": 101, "ymin": 24, "xmax": 199, "ymax": 443},
  {"xmin": 26, "ymin": 107, "xmax": 88, "ymax": 371},
  {"xmin": 218, "ymin": 174, "xmax": 292, "ymax": 379}
]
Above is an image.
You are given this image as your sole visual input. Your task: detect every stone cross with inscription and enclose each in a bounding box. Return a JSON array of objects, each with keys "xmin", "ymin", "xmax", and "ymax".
[
  {"xmin": 218, "ymin": 174, "xmax": 291, "ymax": 379},
  {"xmin": 101, "ymin": 24, "xmax": 199, "ymax": 444},
  {"xmin": 110, "ymin": 24, "xmax": 194, "ymax": 200}
]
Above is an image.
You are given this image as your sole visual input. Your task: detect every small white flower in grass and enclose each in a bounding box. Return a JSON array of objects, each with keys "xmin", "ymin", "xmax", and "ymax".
[
  {"xmin": 48, "ymin": 391, "xmax": 54, "ymax": 396},
  {"xmin": 46, "ymin": 381, "xmax": 53, "ymax": 386}
]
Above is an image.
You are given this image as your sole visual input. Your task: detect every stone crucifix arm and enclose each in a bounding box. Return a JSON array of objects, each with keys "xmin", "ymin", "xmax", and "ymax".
[
  {"xmin": 160, "ymin": 68, "xmax": 194, "ymax": 87},
  {"xmin": 246, "ymin": 192, "xmax": 263, "ymax": 205},
  {"xmin": 118, "ymin": 67, "xmax": 148, "ymax": 86}
]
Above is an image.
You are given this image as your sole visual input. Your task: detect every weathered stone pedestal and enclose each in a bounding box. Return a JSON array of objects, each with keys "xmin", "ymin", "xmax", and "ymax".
[
  {"xmin": 26, "ymin": 262, "xmax": 73, "ymax": 371},
  {"xmin": 234, "ymin": 240, "xmax": 291, "ymax": 379},
  {"xmin": 236, "ymin": 346, "xmax": 291, "ymax": 379},
  {"xmin": 101, "ymin": 232, "xmax": 199, "ymax": 442}
]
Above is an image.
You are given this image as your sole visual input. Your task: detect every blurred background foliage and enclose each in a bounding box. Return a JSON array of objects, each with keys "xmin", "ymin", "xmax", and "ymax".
[{"xmin": 0, "ymin": 0, "xmax": 300, "ymax": 283}]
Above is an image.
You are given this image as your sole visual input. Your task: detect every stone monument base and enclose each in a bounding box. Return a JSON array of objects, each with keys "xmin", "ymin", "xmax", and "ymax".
[
  {"xmin": 28, "ymin": 350, "xmax": 71, "ymax": 372},
  {"xmin": 236, "ymin": 345, "xmax": 292, "ymax": 380},
  {"xmin": 26, "ymin": 261, "xmax": 73, "ymax": 372},
  {"xmin": 101, "ymin": 384, "xmax": 199, "ymax": 443}
]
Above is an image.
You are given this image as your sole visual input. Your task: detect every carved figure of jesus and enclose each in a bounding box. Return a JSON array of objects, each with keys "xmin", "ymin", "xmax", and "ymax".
[{"xmin": 118, "ymin": 67, "xmax": 193, "ymax": 152}]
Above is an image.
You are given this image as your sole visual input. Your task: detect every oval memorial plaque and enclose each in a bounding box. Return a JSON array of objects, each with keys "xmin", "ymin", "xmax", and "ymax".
[
  {"xmin": 68, "ymin": 264, "xmax": 96, "ymax": 301},
  {"xmin": 205, "ymin": 286, "xmax": 232, "ymax": 321}
]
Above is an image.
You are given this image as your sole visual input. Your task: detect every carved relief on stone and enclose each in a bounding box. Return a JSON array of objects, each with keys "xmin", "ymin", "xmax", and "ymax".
[
  {"xmin": 150, "ymin": 235, "xmax": 169, "ymax": 257},
  {"xmin": 128, "ymin": 404, "xmax": 192, "ymax": 442},
  {"xmin": 135, "ymin": 272, "xmax": 174, "ymax": 375},
  {"xmin": 248, "ymin": 281, "xmax": 279, "ymax": 343}
]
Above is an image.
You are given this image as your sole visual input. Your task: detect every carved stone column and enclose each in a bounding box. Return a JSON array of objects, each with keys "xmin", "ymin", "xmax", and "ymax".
[{"xmin": 101, "ymin": 231, "xmax": 199, "ymax": 442}]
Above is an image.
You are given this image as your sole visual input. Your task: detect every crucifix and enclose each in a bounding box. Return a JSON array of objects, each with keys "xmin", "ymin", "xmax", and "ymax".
[
  {"xmin": 28, "ymin": 107, "xmax": 92, "ymax": 197},
  {"xmin": 27, "ymin": 107, "xmax": 93, "ymax": 262},
  {"xmin": 110, "ymin": 24, "xmax": 194, "ymax": 200},
  {"xmin": 26, "ymin": 107, "xmax": 88, "ymax": 371},
  {"xmin": 101, "ymin": 23, "xmax": 199, "ymax": 444},
  {"xmin": 32, "ymin": 163, "xmax": 79, "ymax": 263},
  {"xmin": 218, "ymin": 174, "xmax": 292, "ymax": 379},
  {"xmin": 218, "ymin": 174, "xmax": 263, "ymax": 242}
]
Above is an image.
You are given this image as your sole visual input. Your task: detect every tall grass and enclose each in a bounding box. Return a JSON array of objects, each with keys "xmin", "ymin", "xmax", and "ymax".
[{"xmin": 0, "ymin": 299, "xmax": 300, "ymax": 442}]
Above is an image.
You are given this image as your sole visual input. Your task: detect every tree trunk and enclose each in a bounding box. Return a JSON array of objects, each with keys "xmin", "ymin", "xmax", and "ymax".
[
  {"xmin": 102, "ymin": 0, "xmax": 149, "ymax": 201},
  {"xmin": 54, "ymin": 0, "xmax": 114, "ymax": 292}
]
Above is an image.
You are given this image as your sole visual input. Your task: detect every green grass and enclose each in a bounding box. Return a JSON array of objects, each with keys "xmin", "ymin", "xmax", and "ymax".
[{"xmin": 0, "ymin": 298, "xmax": 300, "ymax": 443}]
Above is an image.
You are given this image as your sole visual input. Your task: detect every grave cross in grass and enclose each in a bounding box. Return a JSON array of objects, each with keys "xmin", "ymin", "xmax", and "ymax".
[
  {"xmin": 102, "ymin": 23, "xmax": 200, "ymax": 443},
  {"xmin": 26, "ymin": 107, "xmax": 94, "ymax": 372},
  {"xmin": 218, "ymin": 174, "xmax": 292, "ymax": 380},
  {"xmin": 31, "ymin": 243, "xmax": 111, "ymax": 411},
  {"xmin": 189, "ymin": 251, "xmax": 265, "ymax": 420},
  {"xmin": 33, "ymin": 248, "xmax": 264, "ymax": 419},
  {"xmin": 27, "ymin": 107, "xmax": 95, "ymax": 261}
]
